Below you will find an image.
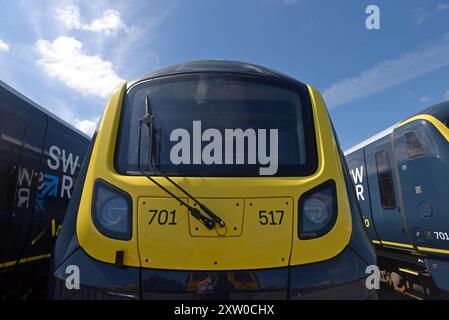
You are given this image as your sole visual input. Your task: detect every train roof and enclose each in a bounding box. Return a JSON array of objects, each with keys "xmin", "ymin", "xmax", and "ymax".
[
  {"xmin": 130, "ymin": 60, "xmax": 304, "ymax": 85},
  {"xmin": 0, "ymin": 79, "xmax": 90, "ymax": 140},
  {"xmin": 344, "ymin": 123, "xmax": 397, "ymax": 156},
  {"xmin": 415, "ymin": 100, "xmax": 449, "ymax": 123},
  {"xmin": 344, "ymin": 100, "xmax": 449, "ymax": 156}
]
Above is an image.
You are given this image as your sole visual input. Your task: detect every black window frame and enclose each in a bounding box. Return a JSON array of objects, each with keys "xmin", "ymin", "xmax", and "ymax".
[
  {"xmin": 374, "ymin": 149, "xmax": 396, "ymax": 209},
  {"xmin": 114, "ymin": 72, "xmax": 319, "ymax": 177},
  {"xmin": 0, "ymin": 113, "xmax": 27, "ymax": 212},
  {"xmin": 404, "ymin": 131, "xmax": 425, "ymax": 159}
]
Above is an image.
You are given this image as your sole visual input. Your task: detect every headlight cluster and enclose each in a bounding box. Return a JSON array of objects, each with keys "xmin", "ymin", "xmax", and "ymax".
[
  {"xmin": 92, "ymin": 179, "xmax": 132, "ymax": 240},
  {"xmin": 298, "ymin": 180, "xmax": 337, "ymax": 239}
]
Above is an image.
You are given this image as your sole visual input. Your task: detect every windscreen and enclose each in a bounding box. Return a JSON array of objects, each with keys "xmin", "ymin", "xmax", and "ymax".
[{"xmin": 115, "ymin": 74, "xmax": 317, "ymax": 176}]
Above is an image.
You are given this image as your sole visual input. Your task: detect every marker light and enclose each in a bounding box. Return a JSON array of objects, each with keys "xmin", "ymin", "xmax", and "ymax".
[
  {"xmin": 299, "ymin": 180, "xmax": 337, "ymax": 239},
  {"xmin": 92, "ymin": 179, "xmax": 132, "ymax": 240}
]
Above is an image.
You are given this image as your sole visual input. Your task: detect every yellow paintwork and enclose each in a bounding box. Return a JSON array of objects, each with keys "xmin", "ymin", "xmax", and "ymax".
[
  {"xmin": 380, "ymin": 241, "xmax": 414, "ymax": 249},
  {"xmin": 373, "ymin": 238, "xmax": 449, "ymax": 256},
  {"xmin": 417, "ymin": 246, "xmax": 449, "ymax": 255},
  {"xmin": 397, "ymin": 114, "xmax": 449, "ymax": 142},
  {"xmin": 187, "ymin": 198, "xmax": 245, "ymax": 237},
  {"xmin": 0, "ymin": 253, "xmax": 51, "ymax": 269},
  {"xmin": 138, "ymin": 197, "xmax": 293, "ymax": 269},
  {"xmin": 398, "ymin": 267, "xmax": 419, "ymax": 276},
  {"xmin": 76, "ymin": 82, "xmax": 353, "ymax": 270}
]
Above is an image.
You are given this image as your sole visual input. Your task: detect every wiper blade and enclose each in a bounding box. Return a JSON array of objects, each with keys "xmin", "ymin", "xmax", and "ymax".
[
  {"xmin": 143, "ymin": 94, "xmax": 226, "ymax": 227},
  {"xmin": 162, "ymin": 175, "xmax": 226, "ymax": 228},
  {"xmin": 140, "ymin": 170, "xmax": 215, "ymax": 230},
  {"xmin": 137, "ymin": 95, "xmax": 225, "ymax": 230}
]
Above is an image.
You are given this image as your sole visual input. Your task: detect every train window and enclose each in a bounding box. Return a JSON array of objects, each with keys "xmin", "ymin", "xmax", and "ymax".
[
  {"xmin": 375, "ymin": 150, "xmax": 396, "ymax": 209},
  {"xmin": 116, "ymin": 73, "xmax": 317, "ymax": 177},
  {"xmin": 404, "ymin": 132, "xmax": 424, "ymax": 159},
  {"xmin": 0, "ymin": 115, "xmax": 26, "ymax": 211},
  {"xmin": 0, "ymin": 163, "xmax": 13, "ymax": 211}
]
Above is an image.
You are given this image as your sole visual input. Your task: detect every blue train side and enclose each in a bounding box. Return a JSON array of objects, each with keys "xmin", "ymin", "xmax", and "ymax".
[
  {"xmin": 0, "ymin": 80, "xmax": 90, "ymax": 298},
  {"xmin": 345, "ymin": 101, "xmax": 449, "ymax": 299}
]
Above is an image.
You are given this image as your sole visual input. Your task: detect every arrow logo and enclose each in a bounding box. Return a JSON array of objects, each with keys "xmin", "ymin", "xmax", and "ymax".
[
  {"xmin": 35, "ymin": 174, "xmax": 59, "ymax": 211},
  {"xmin": 42, "ymin": 174, "xmax": 59, "ymax": 197}
]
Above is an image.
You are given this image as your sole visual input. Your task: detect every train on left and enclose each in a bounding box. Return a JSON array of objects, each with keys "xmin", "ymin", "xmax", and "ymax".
[{"xmin": 0, "ymin": 80, "xmax": 90, "ymax": 299}]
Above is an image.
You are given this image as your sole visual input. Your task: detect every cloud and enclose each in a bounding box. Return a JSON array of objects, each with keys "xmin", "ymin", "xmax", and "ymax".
[
  {"xmin": 284, "ymin": 0, "xmax": 301, "ymax": 4},
  {"xmin": 437, "ymin": 3, "xmax": 449, "ymax": 12},
  {"xmin": 444, "ymin": 90, "xmax": 449, "ymax": 100},
  {"xmin": 419, "ymin": 96, "xmax": 431, "ymax": 103},
  {"xmin": 74, "ymin": 118, "xmax": 98, "ymax": 136},
  {"xmin": 413, "ymin": 7, "xmax": 429, "ymax": 25},
  {"xmin": 0, "ymin": 39, "xmax": 10, "ymax": 52},
  {"xmin": 323, "ymin": 34, "xmax": 449, "ymax": 108},
  {"xmin": 55, "ymin": 5, "xmax": 127, "ymax": 35},
  {"xmin": 36, "ymin": 36, "xmax": 124, "ymax": 98}
]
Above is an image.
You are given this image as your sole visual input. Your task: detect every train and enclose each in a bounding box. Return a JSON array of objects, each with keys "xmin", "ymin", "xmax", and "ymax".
[
  {"xmin": 48, "ymin": 60, "xmax": 376, "ymax": 300},
  {"xmin": 0, "ymin": 80, "xmax": 90, "ymax": 299},
  {"xmin": 345, "ymin": 101, "xmax": 449, "ymax": 299}
]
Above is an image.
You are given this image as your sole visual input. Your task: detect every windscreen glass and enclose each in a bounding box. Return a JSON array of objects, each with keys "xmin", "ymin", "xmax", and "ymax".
[{"xmin": 116, "ymin": 74, "xmax": 317, "ymax": 176}]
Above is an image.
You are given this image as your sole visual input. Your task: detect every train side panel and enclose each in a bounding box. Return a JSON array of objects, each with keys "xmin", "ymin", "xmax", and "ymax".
[
  {"xmin": 0, "ymin": 87, "xmax": 47, "ymax": 268},
  {"xmin": 346, "ymin": 148, "xmax": 380, "ymax": 243},
  {"xmin": 19, "ymin": 117, "xmax": 88, "ymax": 273},
  {"xmin": 394, "ymin": 120, "xmax": 449, "ymax": 254},
  {"xmin": 347, "ymin": 113, "xmax": 449, "ymax": 298},
  {"xmin": 363, "ymin": 135, "xmax": 415, "ymax": 250},
  {"xmin": 0, "ymin": 82, "xmax": 90, "ymax": 297}
]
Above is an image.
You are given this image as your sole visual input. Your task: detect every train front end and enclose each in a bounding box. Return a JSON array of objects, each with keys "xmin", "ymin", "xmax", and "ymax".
[{"xmin": 49, "ymin": 61, "xmax": 376, "ymax": 300}]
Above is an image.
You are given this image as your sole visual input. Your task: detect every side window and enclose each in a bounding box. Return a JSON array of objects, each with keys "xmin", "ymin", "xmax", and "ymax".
[
  {"xmin": 405, "ymin": 131, "xmax": 424, "ymax": 159},
  {"xmin": 375, "ymin": 149, "xmax": 396, "ymax": 209},
  {"xmin": 444, "ymin": 117, "xmax": 449, "ymax": 129},
  {"xmin": 0, "ymin": 115, "xmax": 26, "ymax": 211}
]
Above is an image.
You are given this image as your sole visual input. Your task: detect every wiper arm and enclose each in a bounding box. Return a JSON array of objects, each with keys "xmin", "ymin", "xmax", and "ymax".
[
  {"xmin": 142, "ymin": 95, "xmax": 226, "ymax": 227},
  {"xmin": 140, "ymin": 169, "xmax": 215, "ymax": 230},
  {"xmin": 137, "ymin": 95, "xmax": 225, "ymax": 229},
  {"xmin": 138, "ymin": 117, "xmax": 214, "ymax": 230}
]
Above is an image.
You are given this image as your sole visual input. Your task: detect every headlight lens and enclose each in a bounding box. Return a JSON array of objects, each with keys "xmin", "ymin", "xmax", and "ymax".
[
  {"xmin": 299, "ymin": 180, "xmax": 337, "ymax": 239},
  {"xmin": 303, "ymin": 197, "xmax": 330, "ymax": 224},
  {"xmin": 92, "ymin": 179, "xmax": 132, "ymax": 240}
]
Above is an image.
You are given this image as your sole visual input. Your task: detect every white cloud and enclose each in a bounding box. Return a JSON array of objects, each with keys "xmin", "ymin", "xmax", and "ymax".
[
  {"xmin": 284, "ymin": 0, "xmax": 301, "ymax": 4},
  {"xmin": 437, "ymin": 3, "xmax": 449, "ymax": 12},
  {"xmin": 420, "ymin": 96, "xmax": 431, "ymax": 103},
  {"xmin": 0, "ymin": 39, "xmax": 10, "ymax": 52},
  {"xmin": 74, "ymin": 118, "xmax": 98, "ymax": 136},
  {"xmin": 413, "ymin": 7, "xmax": 429, "ymax": 25},
  {"xmin": 444, "ymin": 90, "xmax": 449, "ymax": 100},
  {"xmin": 36, "ymin": 36, "xmax": 124, "ymax": 98},
  {"xmin": 55, "ymin": 5, "xmax": 127, "ymax": 35},
  {"xmin": 323, "ymin": 35, "xmax": 449, "ymax": 108}
]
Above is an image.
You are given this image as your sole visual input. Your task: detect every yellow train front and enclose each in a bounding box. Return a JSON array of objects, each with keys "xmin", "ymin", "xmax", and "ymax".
[{"xmin": 48, "ymin": 60, "xmax": 376, "ymax": 300}]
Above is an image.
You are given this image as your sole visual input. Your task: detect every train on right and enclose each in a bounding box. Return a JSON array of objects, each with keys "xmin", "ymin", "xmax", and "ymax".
[{"xmin": 345, "ymin": 101, "xmax": 449, "ymax": 300}]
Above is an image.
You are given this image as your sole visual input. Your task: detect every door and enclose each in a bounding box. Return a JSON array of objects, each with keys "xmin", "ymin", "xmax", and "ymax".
[
  {"xmin": 0, "ymin": 114, "xmax": 27, "ymax": 263},
  {"xmin": 365, "ymin": 136, "xmax": 413, "ymax": 249},
  {"xmin": 346, "ymin": 148, "xmax": 380, "ymax": 242}
]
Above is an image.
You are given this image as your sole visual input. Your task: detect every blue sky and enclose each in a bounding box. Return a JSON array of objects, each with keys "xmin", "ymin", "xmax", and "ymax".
[{"xmin": 0, "ymin": 0, "xmax": 448, "ymax": 150}]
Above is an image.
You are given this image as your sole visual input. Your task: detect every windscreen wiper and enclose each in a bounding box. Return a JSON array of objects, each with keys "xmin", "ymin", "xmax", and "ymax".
[
  {"xmin": 141, "ymin": 95, "xmax": 226, "ymax": 227},
  {"xmin": 137, "ymin": 95, "xmax": 226, "ymax": 229}
]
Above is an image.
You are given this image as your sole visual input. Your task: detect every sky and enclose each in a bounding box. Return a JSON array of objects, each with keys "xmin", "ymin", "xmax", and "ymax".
[{"xmin": 0, "ymin": 0, "xmax": 449, "ymax": 150}]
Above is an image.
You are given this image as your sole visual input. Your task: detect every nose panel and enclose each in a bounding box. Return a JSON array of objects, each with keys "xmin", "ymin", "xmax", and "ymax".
[
  {"xmin": 137, "ymin": 197, "xmax": 293, "ymax": 270},
  {"xmin": 189, "ymin": 199, "xmax": 244, "ymax": 237}
]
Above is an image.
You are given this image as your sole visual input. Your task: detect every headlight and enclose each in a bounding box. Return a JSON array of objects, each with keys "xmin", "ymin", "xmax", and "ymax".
[
  {"xmin": 298, "ymin": 180, "xmax": 337, "ymax": 239},
  {"xmin": 92, "ymin": 179, "xmax": 132, "ymax": 240}
]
